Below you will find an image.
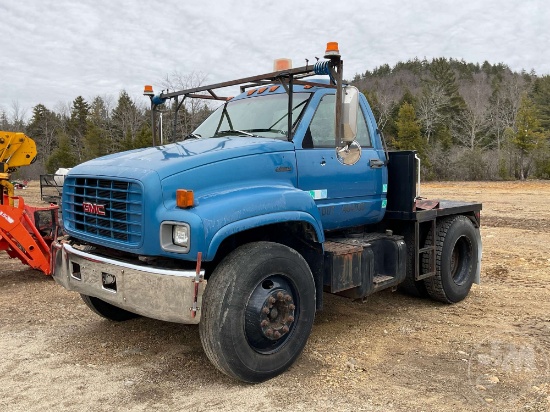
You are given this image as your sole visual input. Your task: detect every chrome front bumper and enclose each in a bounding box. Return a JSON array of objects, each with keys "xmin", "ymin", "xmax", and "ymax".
[{"xmin": 52, "ymin": 241, "xmax": 206, "ymax": 324}]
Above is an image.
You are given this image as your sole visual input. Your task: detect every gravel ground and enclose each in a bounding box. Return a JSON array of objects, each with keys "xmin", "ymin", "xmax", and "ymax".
[{"xmin": 1, "ymin": 181, "xmax": 549, "ymax": 411}]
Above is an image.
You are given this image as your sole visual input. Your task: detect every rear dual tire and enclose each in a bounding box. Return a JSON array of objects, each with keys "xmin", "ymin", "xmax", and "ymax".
[{"xmin": 423, "ymin": 215, "xmax": 480, "ymax": 303}]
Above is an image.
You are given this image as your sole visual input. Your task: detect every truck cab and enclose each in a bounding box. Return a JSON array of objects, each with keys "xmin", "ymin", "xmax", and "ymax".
[
  {"xmin": 191, "ymin": 79, "xmax": 388, "ymax": 230},
  {"xmin": 52, "ymin": 43, "xmax": 482, "ymax": 383}
]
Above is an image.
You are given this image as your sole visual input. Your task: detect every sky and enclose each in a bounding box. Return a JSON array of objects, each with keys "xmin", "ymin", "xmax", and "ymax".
[{"xmin": 1, "ymin": 0, "xmax": 549, "ymax": 119}]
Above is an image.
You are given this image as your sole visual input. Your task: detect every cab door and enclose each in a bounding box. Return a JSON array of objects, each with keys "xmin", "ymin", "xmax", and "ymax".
[{"xmin": 295, "ymin": 92, "xmax": 387, "ymax": 231}]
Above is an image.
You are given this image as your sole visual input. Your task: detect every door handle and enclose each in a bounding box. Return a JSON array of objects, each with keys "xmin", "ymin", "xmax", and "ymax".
[{"xmin": 369, "ymin": 159, "xmax": 385, "ymax": 168}]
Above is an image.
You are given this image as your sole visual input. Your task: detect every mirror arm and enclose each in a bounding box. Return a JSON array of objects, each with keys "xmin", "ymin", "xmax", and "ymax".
[{"xmin": 332, "ymin": 58, "xmax": 344, "ymax": 148}]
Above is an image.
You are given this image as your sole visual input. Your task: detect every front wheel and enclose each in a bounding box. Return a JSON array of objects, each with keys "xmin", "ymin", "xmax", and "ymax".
[
  {"xmin": 199, "ymin": 242, "xmax": 316, "ymax": 383},
  {"xmin": 423, "ymin": 215, "xmax": 480, "ymax": 303},
  {"xmin": 80, "ymin": 294, "xmax": 140, "ymax": 321}
]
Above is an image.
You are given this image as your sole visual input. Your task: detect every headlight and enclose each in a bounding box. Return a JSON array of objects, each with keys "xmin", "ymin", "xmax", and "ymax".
[
  {"xmin": 173, "ymin": 225, "xmax": 190, "ymax": 247},
  {"xmin": 160, "ymin": 221, "xmax": 191, "ymax": 253}
]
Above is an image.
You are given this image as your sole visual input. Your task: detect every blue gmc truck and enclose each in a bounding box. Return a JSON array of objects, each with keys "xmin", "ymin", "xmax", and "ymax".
[{"xmin": 52, "ymin": 43, "xmax": 482, "ymax": 382}]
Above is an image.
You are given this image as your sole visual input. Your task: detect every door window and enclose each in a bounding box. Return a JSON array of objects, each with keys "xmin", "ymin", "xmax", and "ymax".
[{"xmin": 304, "ymin": 94, "xmax": 371, "ymax": 148}]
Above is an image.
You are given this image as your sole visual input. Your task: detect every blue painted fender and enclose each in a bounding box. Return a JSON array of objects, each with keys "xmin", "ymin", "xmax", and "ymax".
[{"xmin": 194, "ymin": 185, "xmax": 325, "ymax": 261}]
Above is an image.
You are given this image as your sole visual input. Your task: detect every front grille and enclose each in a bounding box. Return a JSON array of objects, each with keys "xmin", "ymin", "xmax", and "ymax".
[{"xmin": 64, "ymin": 177, "xmax": 143, "ymax": 246}]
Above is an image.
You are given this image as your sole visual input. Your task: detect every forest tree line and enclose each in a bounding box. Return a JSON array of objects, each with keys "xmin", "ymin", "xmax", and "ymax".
[
  {"xmin": 2, "ymin": 61, "xmax": 549, "ymax": 181},
  {"xmin": 1, "ymin": 72, "xmax": 213, "ymax": 180},
  {"xmin": 351, "ymin": 58, "xmax": 550, "ymax": 180}
]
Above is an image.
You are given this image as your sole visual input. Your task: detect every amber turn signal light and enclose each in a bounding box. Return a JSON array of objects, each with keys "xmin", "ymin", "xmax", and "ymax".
[{"xmin": 176, "ymin": 189, "xmax": 194, "ymax": 208}]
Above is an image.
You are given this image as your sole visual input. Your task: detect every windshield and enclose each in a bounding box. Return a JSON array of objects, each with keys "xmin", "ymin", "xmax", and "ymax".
[{"xmin": 192, "ymin": 92, "xmax": 311, "ymax": 140}]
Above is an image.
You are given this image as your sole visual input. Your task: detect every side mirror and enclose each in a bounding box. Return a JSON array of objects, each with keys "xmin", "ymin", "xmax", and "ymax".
[
  {"xmin": 342, "ymin": 86, "xmax": 359, "ymax": 143},
  {"xmin": 335, "ymin": 86, "xmax": 361, "ymax": 165},
  {"xmin": 336, "ymin": 141, "xmax": 361, "ymax": 165}
]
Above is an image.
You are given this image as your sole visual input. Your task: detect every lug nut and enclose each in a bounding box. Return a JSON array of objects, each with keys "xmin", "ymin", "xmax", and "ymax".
[
  {"xmin": 284, "ymin": 294, "xmax": 292, "ymax": 302},
  {"xmin": 262, "ymin": 307, "xmax": 270, "ymax": 314},
  {"xmin": 277, "ymin": 291, "xmax": 284, "ymax": 300},
  {"xmin": 261, "ymin": 320, "xmax": 269, "ymax": 327},
  {"xmin": 268, "ymin": 296, "xmax": 276, "ymax": 304},
  {"xmin": 274, "ymin": 331, "xmax": 281, "ymax": 339},
  {"xmin": 282, "ymin": 325, "xmax": 289, "ymax": 333},
  {"xmin": 265, "ymin": 328, "xmax": 274, "ymax": 337},
  {"xmin": 287, "ymin": 315, "xmax": 294, "ymax": 323},
  {"xmin": 289, "ymin": 304, "xmax": 295, "ymax": 311}
]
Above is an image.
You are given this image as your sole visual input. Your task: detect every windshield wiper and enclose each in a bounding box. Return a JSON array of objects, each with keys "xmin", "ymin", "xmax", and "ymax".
[
  {"xmin": 183, "ymin": 133, "xmax": 202, "ymax": 140},
  {"xmin": 215, "ymin": 129, "xmax": 259, "ymax": 137},
  {"xmin": 244, "ymin": 128, "xmax": 287, "ymax": 135}
]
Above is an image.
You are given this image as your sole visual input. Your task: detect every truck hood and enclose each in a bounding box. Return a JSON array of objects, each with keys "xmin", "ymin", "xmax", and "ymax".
[{"xmin": 69, "ymin": 137, "xmax": 295, "ymax": 180}]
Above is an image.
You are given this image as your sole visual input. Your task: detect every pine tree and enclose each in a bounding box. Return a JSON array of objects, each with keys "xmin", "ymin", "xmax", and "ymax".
[
  {"xmin": 46, "ymin": 133, "xmax": 77, "ymax": 173},
  {"xmin": 84, "ymin": 122, "xmax": 107, "ymax": 161},
  {"xmin": 84, "ymin": 96, "xmax": 111, "ymax": 160},
  {"xmin": 111, "ymin": 91, "xmax": 142, "ymax": 151},
  {"xmin": 531, "ymin": 75, "xmax": 550, "ymax": 130},
  {"xmin": 395, "ymin": 102, "xmax": 428, "ymax": 162},
  {"xmin": 429, "ymin": 58, "xmax": 466, "ymax": 119},
  {"xmin": 513, "ymin": 94, "xmax": 545, "ymax": 179},
  {"xmin": 0, "ymin": 110, "xmax": 10, "ymax": 130},
  {"xmin": 68, "ymin": 96, "xmax": 90, "ymax": 163},
  {"xmin": 27, "ymin": 104, "xmax": 60, "ymax": 171},
  {"xmin": 134, "ymin": 124, "xmax": 152, "ymax": 149}
]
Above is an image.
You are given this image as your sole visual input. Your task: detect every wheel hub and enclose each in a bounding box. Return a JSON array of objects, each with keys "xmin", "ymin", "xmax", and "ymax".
[
  {"xmin": 244, "ymin": 275, "xmax": 298, "ymax": 353},
  {"xmin": 260, "ymin": 290, "xmax": 295, "ymax": 341}
]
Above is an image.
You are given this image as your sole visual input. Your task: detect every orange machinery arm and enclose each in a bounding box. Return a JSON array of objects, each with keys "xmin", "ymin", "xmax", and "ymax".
[
  {"xmin": 0, "ymin": 132, "xmax": 57, "ymax": 275},
  {"xmin": 0, "ymin": 197, "xmax": 53, "ymax": 275}
]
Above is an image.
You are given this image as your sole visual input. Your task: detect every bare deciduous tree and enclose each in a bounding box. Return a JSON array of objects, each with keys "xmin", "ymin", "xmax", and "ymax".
[
  {"xmin": 488, "ymin": 72, "xmax": 529, "ymax": 153},
  {"xmin": 9, "ymin": 101, "xmax": 28, "ymax": 131},
  {"xmin": 417, "ymin": 82, "xmax": 449, "ymax": 143},
  {"xmin": 362, "ymin": 76, "xmax": 401, "ymax": 131},
  {"xmin": 453, "ymin": 72, "xmax": 491, "ymax": 150},
  {"xmin": 161, "ymin": 71, "xmax": 211, "ymax": 142}
]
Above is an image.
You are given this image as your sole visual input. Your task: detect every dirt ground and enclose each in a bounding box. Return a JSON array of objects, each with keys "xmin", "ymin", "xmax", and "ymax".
[{"xmin": 1, "ymin": 181, "xmax": 549, "ymax": 412}]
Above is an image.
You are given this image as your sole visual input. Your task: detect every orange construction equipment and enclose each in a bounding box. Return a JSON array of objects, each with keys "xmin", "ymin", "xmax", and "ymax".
[
  {"xmin": 0, "ymin": 197, "xmax": 58, "ymax": 275},
  {"xmin": 0, "ymin": 131, "xmax": 60, "ymax": 275}
]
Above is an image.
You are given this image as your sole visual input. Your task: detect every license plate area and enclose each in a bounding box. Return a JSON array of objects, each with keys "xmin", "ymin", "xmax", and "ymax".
[{"xmin": 68, "ymin": 256, "xmax": 122, "ymax": 296}]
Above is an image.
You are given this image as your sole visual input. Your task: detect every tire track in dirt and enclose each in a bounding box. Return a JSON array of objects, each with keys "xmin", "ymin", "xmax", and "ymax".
[{"xmin": 482, "ymin": 215, "xmax": 550, "ymax": 232}]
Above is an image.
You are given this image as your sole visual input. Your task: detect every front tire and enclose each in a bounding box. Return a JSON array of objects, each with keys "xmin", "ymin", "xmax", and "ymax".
[
  {"xmin": 80, "ymin": 294, "xmax": 140, "ymax": 321},
  {"xmin": 199, "ymin": 242, "xmax": 316, "ymax": 383},
  {"xmin": 423, "ymin": 215, "xmax": 480, "ymax": 303}
]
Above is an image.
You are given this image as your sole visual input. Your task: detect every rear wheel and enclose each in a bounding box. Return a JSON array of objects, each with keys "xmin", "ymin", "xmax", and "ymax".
[
  {"xmin": 423, "ymin": 216, "xmax": 479, "ymax": 303},
  {"xmin": 199, "ymin": 241, "xmax": 316, "ymax": 383},
  {"xmin": 80, "ymin": 294, "xmax": 140, "ymax": 321}
]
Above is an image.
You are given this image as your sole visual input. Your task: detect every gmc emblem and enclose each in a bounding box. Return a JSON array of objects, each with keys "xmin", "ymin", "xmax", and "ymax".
[{"xmin": 82, "ymin": 202, "xmax": 106, "ymax": 216}]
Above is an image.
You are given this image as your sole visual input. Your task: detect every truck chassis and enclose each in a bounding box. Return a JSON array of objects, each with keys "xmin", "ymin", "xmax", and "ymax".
[{"xmin": 50, "ymin": 43, "xmax": 482, "ymax": 382}]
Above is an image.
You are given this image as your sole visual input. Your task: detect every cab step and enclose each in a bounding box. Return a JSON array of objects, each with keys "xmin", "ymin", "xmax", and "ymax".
[{"xmin": 373, "ymin": 275, "xmax": 394, "ymax": 284}]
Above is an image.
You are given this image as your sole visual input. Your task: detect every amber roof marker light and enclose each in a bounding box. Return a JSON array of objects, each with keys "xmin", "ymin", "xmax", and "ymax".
[
  {"xmin": 273, "ymin": 58, "xmax": 292, "ymax": 71},
  {"xmin": 143, "ymin": 85, "xmax": 154, "ymax": 97},
  {"xmin": 324, "ymin": 42, "xmax": 340, "ymax": 59}
]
